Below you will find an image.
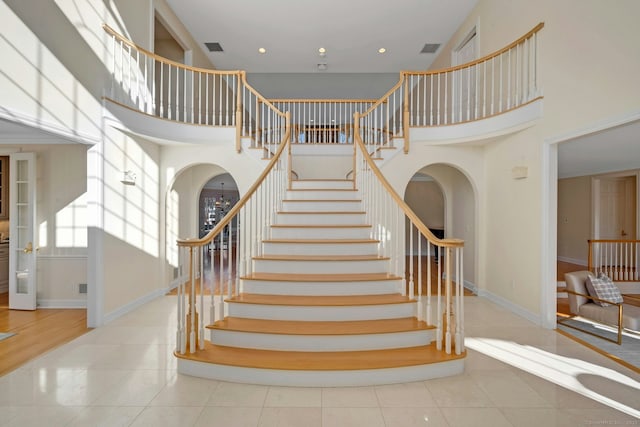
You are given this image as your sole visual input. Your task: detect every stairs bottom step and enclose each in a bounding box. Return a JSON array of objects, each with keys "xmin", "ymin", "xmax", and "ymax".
[{"xmin": 175, "ymin": 343, "xmax": 465, "ymax": 387}]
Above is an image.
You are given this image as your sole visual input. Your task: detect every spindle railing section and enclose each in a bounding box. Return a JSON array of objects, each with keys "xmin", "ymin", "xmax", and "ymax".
[
  {"xmin": 589, "ymin": 239, "xmax": 640, "ymax": 282},
  {"xmin": 354, "ymin": 113, "xmax": 465, "ymax": 355},
  {"xmin": 359, "ymin": 22, "xmax": 544, "ymax": 154},
  {"xmin": 175, "ymin": 114, "xmax": 290, "ymax": 355},
  {"xmin": 103, "ymin": 25, "xmax": 286, "ymax": 152},
  {"xmin": 104, "ymin": 23, "xmax": 543, "ymax": 156},
  {"xmin": 269, "ymin": 99, "xmax": 376, "ymax": 144}
]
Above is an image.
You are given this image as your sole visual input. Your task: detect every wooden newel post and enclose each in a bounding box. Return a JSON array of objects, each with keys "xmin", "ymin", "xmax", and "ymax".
[{"xmin": 186, "ymin": 246, "xmax": 199, "ymax": 352}]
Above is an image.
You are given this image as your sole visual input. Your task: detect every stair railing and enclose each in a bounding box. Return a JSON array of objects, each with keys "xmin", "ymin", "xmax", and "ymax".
[
  {"xmin": 103, "ymin": 25, "xmax": 285, "ymax": 153},
  {"xmin": 359, "ymin": 22, "xmax": 544, "ymax": 155},
  {"xmin": 175, "ymin": 113, "xmax": 291, "ymax": 355},
  {"xmin": 269, "ymin": 99, "xmax": 377, "ymax": 144},
  {"xmin": 588, "ymin": 239, "xmax": 640, "ymax": 282},
  {"xmin": 354, "ymin": 112, "xmax": 465, "ymax": 355}
]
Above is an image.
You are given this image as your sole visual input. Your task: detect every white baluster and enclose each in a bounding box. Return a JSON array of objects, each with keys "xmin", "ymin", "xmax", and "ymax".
[{"xmin": 199, "ymin": 245, "xmax": 205, "ymax": 350}]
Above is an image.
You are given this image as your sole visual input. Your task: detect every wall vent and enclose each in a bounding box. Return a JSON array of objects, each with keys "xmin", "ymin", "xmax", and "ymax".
[
  {"xmin": 78, "ymin": 283, "xmax": 87, "ymax": 294},
  {"xmin": 204, "ymin": 42, "xmax": 224, "ymax": 52},
  {"xmin": 420, "ymin": 43, "xmax": 441, "ymax": 54}
]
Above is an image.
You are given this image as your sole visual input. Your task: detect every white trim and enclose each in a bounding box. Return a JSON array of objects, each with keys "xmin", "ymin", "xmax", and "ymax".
[
  {"xmin": 544, "ymin": 109, "xmax": 640, "ymax": 146},
  {"xmin": 37, "ymin": 254, "xmax": 88, "ymax": 260},
  {"xmin": 0, "ymin": 106, "xmax": 100, "ymax": 145},
  {"xmin": 557, "ymin": 256, "xmax": 587, "ymax": 266},
  {"xmin": 540, "ymin": 140, "xmax": 557, "ymax": 330},
  {"xmin": 37, "ymin": 299, "xmax": 87, "ymax": 309},
  {"xmin": 463, "ymin": 278, "xmax": 478, "ymax": 295},
  {"xmin": 177, "ymin": 357, "xmax": 465, "ymax": 387},
  {"xmin": 103, "ymin": 287, "xmax": 169, "ymax": 324},
  {"xmin": 478, "ymin": 289, "xmax": 541, "ymax": 326}
]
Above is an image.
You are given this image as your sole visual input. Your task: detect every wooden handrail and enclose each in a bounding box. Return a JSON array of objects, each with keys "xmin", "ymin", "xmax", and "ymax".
[
  {"xmin": 240, "ymin": 73, "xmax": 286, "ymax": 118},
  {"xmin": 103, "ymin": 24, "xmax": 241, "ymax": 75},
  {"xmin": 353, "ymin": 113, "xmax": 463, "ymax": 249},
  {"xmin": 177, "ymin": 112, "xmax": 291, "ymax": 247},
  {"xmin": 269, "ymin": 98, "xmax": 378, "ymax": 103},
  {"xmin": 403, "ymin": 22, "xmax": 545, "ymax": 76},
  {"xmin": 362, "ymin": 75, "xmax": 406, "ymax": 117}
]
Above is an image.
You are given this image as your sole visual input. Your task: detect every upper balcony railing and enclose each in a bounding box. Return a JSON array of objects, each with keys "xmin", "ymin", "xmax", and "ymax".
[
  {"xmin": 104, "ymin": 23, "xmax": 543, "ymax": 153},
  {"xmin": 360, "ymin": 22, "xmax": 544, "ymax": 153},
  {"xmin": 103, "ymin": 25, "xmax": 285, "ymax": 153}
]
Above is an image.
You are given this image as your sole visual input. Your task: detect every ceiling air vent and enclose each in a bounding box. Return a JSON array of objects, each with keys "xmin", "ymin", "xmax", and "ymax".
[
  {"xmin": 420, "ymin": 43, "xmax": 440, "ymax": 54},
  {"xmin": 205, "ymin": 42, "xmax": 224, "ymax": 52}
]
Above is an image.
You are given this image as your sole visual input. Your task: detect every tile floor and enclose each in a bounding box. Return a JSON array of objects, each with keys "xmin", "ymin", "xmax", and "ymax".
[{"xmin": 0, "ymin": 296, "xmax": 638, "ymax": 426}]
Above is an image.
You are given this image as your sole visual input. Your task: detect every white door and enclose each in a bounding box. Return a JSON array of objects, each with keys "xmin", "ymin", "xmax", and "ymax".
[
  {"xmin": 599, "ymin": 177, "xmax": 636, "ymax": 240},
  {"xmin": 9, "ymin": 153, "xmax": 37, "ymax": 310}
]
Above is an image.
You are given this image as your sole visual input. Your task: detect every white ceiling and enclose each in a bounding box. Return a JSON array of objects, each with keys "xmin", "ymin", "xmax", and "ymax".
[{"xmin": 164, "ymin": 0, "xmax": 479, "ymax": 73}]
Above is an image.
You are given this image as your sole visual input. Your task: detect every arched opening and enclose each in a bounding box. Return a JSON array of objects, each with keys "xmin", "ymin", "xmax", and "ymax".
[
  {"xmin": 198, "ymin": 173, "xmax": 239, "ymax": 239},
  {"xmin": 404, "ymin": 164, "xmax": 477, "ymax": 294},
  {"xmin": 164, "ymin": 164, "xmax": 239, "ymax": 290}
]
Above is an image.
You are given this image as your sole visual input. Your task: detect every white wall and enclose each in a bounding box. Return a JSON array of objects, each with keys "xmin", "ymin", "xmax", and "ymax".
[{"xmin": 247, "ymin": 73, "xmax": 400, "ymax": 100}]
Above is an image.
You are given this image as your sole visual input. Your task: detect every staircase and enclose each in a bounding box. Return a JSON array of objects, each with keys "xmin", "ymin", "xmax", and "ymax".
[{"xmin": 175, "ymin": 175, "xmax": 466, "ymax": 387}]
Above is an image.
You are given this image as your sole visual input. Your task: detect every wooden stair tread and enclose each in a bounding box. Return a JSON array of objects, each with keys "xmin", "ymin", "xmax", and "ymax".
[
  {"xmin": 176, "ymin": 342, "xmax": 465, "ymax": 371},
  {"xmin": 209, "ymin": 317, "xmax": 432, "ymax": 335},
  {"xmin": 277, "ymin": 211, "xmax": 366, "ymax": 215},
  {"xmin": 263, "ymin": 238, "xmax": 379, "ymax": 244},
  {"xmin": 288, "ymin": 189, "xmax": 357, "ymax": 192},
  {"xmin": 271, "ymin": 224, "xmax": 371, "ymax": 228},
  {"xmin": 293, "ymin": 179, "xmax": 352, "ymax": 182},
  {"xmin": 242, "ymin": 272, "xmax": 402, "ymax": 282},
  {"xmin": 253, "ymin": 254, "xmax": 388, "ymax": 261},
  {"xmin": 226, "ymin": 293, "xmax": 414, "ymax": 306},
  {"xmin": 283, "ymin": 199, "xmax": 362, "ymax": 202}
]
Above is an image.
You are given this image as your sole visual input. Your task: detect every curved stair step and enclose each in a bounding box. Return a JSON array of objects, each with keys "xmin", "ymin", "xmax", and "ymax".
[
  {"xmin": 225, "ymin": 293, "xmax": 416, "ymax": 321},
  {"xmin": 176, "ymin": 343, "xmax": 465, "ymax": 387},
  {"xmin": 241, "ymin": 272, "xmax": 403, "ymax": 295},
  {"xmin": 270, "ymin": 224, "xmax": 372, "ymax": 239},
  {"xmin": 253, "ymin": 254, "xmax": 390, "ymax": 274},
  {"xmin": 208, "ymin": 317, "xmax": 434, "ymax": 351}
]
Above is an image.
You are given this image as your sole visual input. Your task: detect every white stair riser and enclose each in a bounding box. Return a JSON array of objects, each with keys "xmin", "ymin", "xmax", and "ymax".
[
  {"xmin": 291, "ymin": 180, "xmax": 354, "ymax": 190},
  {"xmin": 178, "ymin": 358, "xmax": 465, "ymax": 387},
  {"xmin": 210, "ymin": 330, "xmax": 434, "ymax": 352},
  {"xmin": 277, "ymin": 213, "xmax": 366, "ymax": 225},
  {"xmin": 263, "ymin": 242, "xmax": 378, "ymax": 256},
  {"xmin": 253, "ymin": 259, "xmax": 388, "ymax": 274},
  {"xmin": 271, "ymin": 227, "xmax": 371, "ymax": 240},
  {"xmin": 227, "ymin": 302, "xmax": 416, "ymax": 321},
  {"xmin": 241, "ymin": 279, "xmax": 403, "ymax": 295},
  {"xmin": 281, "ymin": 200, "xmax": 362, "ymax": 212},
  {"xmin": 286, "ymin": 190, "xmax": 359, "ymax": 200}
]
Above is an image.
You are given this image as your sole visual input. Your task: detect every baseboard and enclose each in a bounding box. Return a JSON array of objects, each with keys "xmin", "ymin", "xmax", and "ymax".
[
  {"xmin": 37, "ymin": 299, "xmax": 87, "ymax": 309},
  {"xmin": 463, "ymin": 279, "xmax": 477, "ymax": 295},
  {"xmin": 477, "ymin": 289, "xmax": 541, "ymax": 326},
  {"xmin": 557, "ymin": 256, "xmax": 587, "ymax": 267},
  {"xmin": 0, "ymin": 284, "xmax": 7, "ymax": 293},
  {"xmin": 103, "ymin": 287, "xmax": 170, "ymax": 324}
]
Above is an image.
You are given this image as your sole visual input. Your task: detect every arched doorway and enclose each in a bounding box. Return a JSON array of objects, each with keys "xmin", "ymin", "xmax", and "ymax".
[{"xmin": 404, "ymin": 164, "xmax": 477, "ymax": 294}]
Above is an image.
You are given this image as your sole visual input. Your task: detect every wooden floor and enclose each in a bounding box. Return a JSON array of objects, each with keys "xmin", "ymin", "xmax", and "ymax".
[{"xmin": 0, "ymin": 293, "xmax": 89, "ymax": 376}]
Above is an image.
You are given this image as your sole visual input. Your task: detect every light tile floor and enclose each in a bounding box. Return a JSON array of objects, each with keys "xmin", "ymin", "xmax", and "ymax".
[{"xmin": 0, "ymin": 296, "xmax": 638, "ymax": 426}]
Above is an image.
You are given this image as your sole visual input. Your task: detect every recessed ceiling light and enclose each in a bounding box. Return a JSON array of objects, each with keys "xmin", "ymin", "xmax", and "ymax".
[
  {"xmin": 378, "ymin": 48, "xmax": 386, "ymax": 54},
  {"xmin": 318, "ymin": 47, "xmax": 326, "ymax": 54},
  {"xmin": 258, "ymin": 47, "xmax": 266, "ymax": 54}
]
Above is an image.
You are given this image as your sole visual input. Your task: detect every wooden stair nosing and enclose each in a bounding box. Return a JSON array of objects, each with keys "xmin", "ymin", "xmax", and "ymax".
[
  {"xmin": 283, "ymin": 199, "xmax": 362, "ymax": 203},
  {"xmin": 270, "ymin": 224, "xmax": 371, "ymax": 229},
  {"xmin": 262, "ymin": 238, "xmax": 380, "ymax": 244},
  {"xmin": 175, "ymin": 342, "xmax": 465, "ymax": 371},
  {"xmin": 241, "ymin": 272, "xmax": 402, "ymax": 282},
  {"xmin": 225, "ymin": 293, "xmax": 415, "ymax": 306},
  {"xmin": 252, "ymin": 254, "xmax": 389, "ymax": 261},
  {"xmin": 287, "ymin": 188, "xmax": 357, "ymax": 192},
  {"xmin": 293, "ymin": 179, "xmax": 353, "ymax": 182},
  {"xmin": 208, "ymin": 317, "xmax": 433, "ymax": 335},
  {"xmin": 277, "ymin": 211, "xmax": 366, "ymax": 215}
]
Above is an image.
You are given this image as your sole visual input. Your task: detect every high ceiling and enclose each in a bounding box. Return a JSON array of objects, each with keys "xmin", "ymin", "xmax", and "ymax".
[{"xmin": 164, "ymin": 0, "xmax": 479, "ymax": 73}]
